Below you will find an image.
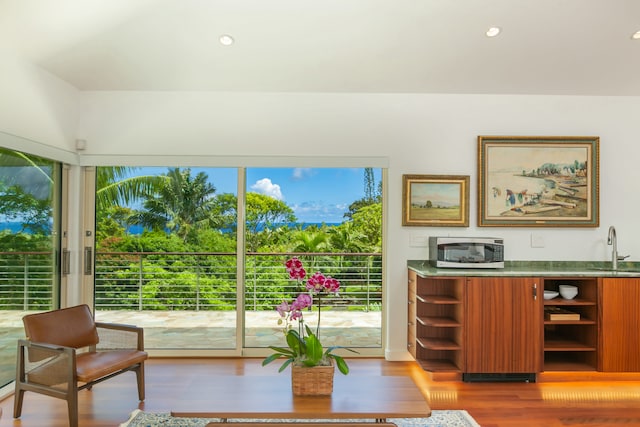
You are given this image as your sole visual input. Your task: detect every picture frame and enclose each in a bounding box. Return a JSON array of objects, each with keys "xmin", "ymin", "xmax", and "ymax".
[
  {"xmin": 402, "ymin": 174, "xmax": 470, "ymax": 227},
  {"xmin": 478, "ymin": 136, "xmax": 599, "ymax": 227}
]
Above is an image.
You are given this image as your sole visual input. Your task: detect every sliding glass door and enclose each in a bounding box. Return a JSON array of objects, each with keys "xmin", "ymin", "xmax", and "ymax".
[
  {"xmin": 0, "ymin": 148, "xmax": 62, "ymax": 387},
  {"xmin": 92, "ymin": 165, "xmax": 383, "ymax": 356}
]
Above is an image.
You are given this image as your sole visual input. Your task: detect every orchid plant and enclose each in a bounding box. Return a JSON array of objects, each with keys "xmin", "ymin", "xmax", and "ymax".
[{"xmin": 261, "ymin": 257, "xmax": 357, "ymax": 375}]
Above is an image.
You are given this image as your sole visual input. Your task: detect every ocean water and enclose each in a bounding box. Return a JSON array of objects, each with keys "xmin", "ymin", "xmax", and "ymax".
[
  {"xmin": 1, "ymin": 221, "xmax": 342, "ymax": 235},
  {"xmin": 0, "ymin": 222, "xmax": 27, "ymax": 233}
]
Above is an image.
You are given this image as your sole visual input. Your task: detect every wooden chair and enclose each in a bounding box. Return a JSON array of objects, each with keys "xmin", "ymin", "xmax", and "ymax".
[{"xmin": 13, "ymin": 304, "xmax": 148, "ymax": 427}]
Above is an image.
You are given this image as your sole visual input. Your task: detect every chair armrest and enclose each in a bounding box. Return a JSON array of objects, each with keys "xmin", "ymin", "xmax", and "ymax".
[
  {"xmin": 95, "ymin": 322, "xmax": 145, "ymax": 351},
  {"xmin": 17, "ymin": 339, "xmax": 76, "ymax": 388},
  {"xmin": 19, "ymin": 339, "xmax": 68, "ymax": 354}
]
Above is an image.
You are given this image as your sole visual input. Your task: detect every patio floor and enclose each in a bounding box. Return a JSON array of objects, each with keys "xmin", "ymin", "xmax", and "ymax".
[{"xmin": 0, "ymin": 310, "xmax": 381, "ymax": 386}]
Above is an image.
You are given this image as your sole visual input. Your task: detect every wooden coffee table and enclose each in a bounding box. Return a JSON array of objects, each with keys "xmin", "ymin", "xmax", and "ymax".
[{"xmin": 171, "ymin": 375, "xmax": 431, "ymax": 422}]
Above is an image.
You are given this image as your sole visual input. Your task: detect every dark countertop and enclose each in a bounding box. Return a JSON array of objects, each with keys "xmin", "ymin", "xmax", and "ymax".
[{"xmin": 407, "ymin": 260, "xmax": 640, "ymax": 277}]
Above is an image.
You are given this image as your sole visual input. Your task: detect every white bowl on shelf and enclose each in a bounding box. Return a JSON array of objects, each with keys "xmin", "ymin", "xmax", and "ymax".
[
  {"xmin": 559, "ymin": 285, "xmax": 578, "ymax": 300},
  {"xmin": 543, "ymin": 290, "xmax": 559, "ymax": 300}
]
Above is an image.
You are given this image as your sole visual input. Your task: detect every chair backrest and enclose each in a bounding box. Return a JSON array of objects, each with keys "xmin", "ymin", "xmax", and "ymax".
[{"xmin": 23, "ymin": 304, "xmax": 99, "ymax": 349}]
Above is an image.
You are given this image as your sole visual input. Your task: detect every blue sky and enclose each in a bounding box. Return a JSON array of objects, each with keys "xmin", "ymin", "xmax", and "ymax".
[{"xmin": 130, "ymin": 167, "xmax": 381, "ymax": 224}]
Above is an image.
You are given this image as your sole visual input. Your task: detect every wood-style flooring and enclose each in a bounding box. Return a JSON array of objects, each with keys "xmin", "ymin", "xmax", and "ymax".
[{"xmin": 1, "ymin": 358, "xmax": 640, "ymax": 427}]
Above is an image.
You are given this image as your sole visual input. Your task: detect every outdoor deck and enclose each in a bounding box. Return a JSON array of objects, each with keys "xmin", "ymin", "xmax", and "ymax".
[{"xmin": 0, "ymin": 310, "xmax": 381, "ymax": 386}]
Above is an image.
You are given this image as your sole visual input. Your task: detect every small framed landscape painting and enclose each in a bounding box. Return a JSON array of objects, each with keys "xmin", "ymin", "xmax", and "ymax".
[
  {"xmin": 402, "ymin": 174, "xmax": 470, "ymax": 227},
  {"xmin": 477, "ymin": 135, "xmax": 599, "ymax": 227}
]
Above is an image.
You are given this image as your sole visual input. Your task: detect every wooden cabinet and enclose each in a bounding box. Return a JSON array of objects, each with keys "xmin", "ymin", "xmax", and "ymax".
[
  {"xmin": 407, "ymin": 266, "xmax": 640, "ymax": 377},
  {"xmin": 407, "ymin": 270, "xmax": 464, "ymax": 372},
  {"xmin": 599, "ymin": 278, "xmax": 640, "ymax": 372},
  {"xmin": 465, "ymin": 277, "xmax": 542, "ymax": 375},
  {"xmin": 543, "ymin": 278, "xmax": 598, "ymax": 371}
]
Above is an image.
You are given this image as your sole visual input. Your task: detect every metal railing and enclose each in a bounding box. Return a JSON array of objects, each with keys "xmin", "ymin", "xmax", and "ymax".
[
  {"xmin": 0, "ymin": 252, "xmax": 55, "ymax": 310},
  {"xmin": 0, "ymin": 251, "xmax": 383, "ymax": 312}
]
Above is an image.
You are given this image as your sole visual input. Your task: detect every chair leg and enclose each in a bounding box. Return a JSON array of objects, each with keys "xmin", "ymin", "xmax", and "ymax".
[
  {"xmin": 14, "ymin": 341, "xmax": 26, "ymax": 418},
  {"xmin": 67, "ymin": 385, "xmax": 79, "ymax": 427},
  {"xmin": 135, "ymin": 363, "xmax": 146, "ymax": 401},
  {"xmin": 13, "ymin": 385, "xmax": 24, "ymax": 418}
]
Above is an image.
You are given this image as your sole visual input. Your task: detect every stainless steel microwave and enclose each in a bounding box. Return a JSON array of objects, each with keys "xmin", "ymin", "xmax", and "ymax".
[{"xmin": 429, "ymin": 236, "xmax": 504, "ymax": 268}]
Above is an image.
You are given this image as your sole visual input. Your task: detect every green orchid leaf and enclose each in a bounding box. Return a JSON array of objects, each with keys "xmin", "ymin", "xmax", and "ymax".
[
  {"xmin": 326, "ymin": 345, "xmax": 359, "ymax": 354},
  {"xmin": 331, "ymin": 355, "xmax": 350, "ymax": 375},
  {"xmin": 261, "ymin": 353, "xmax": 283, "ymax": 366},
  {"xmin": 267, "ymin": 346, "xmax": 295, "ymax": 356},
  {"xmin": 277, "ymin": 358, "xmax": 294, "ymax": 373},
  {"xmin": 304, "ymin": 324, "xmax": 315, "ymax": 337},
  {"xmin": 286, "ymin": 329, "xmax": 305, "ymax": 356},
  {"xmin": 304, "ymin": 333, "xmax": 324, "ymax": 363}
]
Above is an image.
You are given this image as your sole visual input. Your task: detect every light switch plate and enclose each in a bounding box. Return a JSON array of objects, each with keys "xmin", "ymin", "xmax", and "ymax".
[
  {"xmin": 410, "ymin": 234, "xmax": 429, "ymax": 247},
  {"xmin": 531, "ymin": 234, "xmax": 545, "ymax": 248}
]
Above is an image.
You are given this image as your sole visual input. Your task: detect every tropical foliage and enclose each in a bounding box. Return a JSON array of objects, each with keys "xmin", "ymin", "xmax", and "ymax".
[{"xmin": 1, "ymin": 159, "xmax": 383, "ymax": 313}]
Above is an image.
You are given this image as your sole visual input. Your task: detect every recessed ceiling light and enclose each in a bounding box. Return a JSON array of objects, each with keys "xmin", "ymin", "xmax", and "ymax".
[
  {"xmin": 632, "ymin": 30, "xmax": 640, "ymax": 40},
  {"xmin": 486, "ymin": 27, "xmax": 501, "ymax": 38},
  {"xmin": 219, "ymin": 34, "xmax": 234, "ymax": 46}
]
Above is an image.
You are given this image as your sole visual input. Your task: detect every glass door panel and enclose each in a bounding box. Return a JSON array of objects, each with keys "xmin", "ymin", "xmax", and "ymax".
[
  {"xmin": 243, "ymin": 167, "xmax": 383, "ymax": 353},
  {"xmin": 93, "ymin": 167, "xmax": 239, "ymax": 351},
  {"xmin": 0, "ymin": 147, "xmax": 61, "ymax": 387}
]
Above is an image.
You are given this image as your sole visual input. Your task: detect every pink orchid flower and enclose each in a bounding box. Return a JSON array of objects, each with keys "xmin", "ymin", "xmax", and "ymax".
[
  {"xmin": 276, "ymin": 301, "xmax": 290, "ymax": 317},
  {"xmin": 285, "ymin": 257, "xmax": 306, "ymax": 281}
]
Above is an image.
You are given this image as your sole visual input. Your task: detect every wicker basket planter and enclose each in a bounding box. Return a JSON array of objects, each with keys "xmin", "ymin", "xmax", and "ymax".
[{"xmin": 291, "ymin": 363, "xmax": 335, "ymax": 396}]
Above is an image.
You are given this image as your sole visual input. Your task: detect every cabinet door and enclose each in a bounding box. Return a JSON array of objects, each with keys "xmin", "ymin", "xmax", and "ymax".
[
  {"xmin": 466, "ymin": 277, "xmax": 542, "ymax": 373},
  {"xmin": 600, "ymin": 278, "xmax": 640, "ymax": 372}
]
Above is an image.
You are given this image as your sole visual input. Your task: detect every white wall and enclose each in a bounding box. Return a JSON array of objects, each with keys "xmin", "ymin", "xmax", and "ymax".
[
  {"xmin": 74, "ymin": 91, "xmax": 640, "ymax": 359},
  {"xmin": 0, "ymin": 56, "xmax": 80, "ymax": 151},
  {"xmin": 3, "ymin": 85, "xmax": 640, "ymax": 359}
]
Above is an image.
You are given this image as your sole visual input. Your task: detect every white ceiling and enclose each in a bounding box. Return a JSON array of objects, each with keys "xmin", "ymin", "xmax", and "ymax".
[{"xmin": 1, "ymin": 0, "xmax": 639, "ymax": 95}]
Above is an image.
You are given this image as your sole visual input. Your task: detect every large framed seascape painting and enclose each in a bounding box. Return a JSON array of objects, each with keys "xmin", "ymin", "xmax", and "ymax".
[
  {"xmin": 478, "ymin": 136, "xmax": 599, "ymax": 227},
  {"xmin": 402, "ymin": 174, "xmax": 469, "ymax": 227}
]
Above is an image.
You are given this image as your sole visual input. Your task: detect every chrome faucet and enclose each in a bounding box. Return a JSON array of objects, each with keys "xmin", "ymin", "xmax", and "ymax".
[
  {"xmin": 608, "ymin": 226, "xmax": 618, "ymax": 270},
  {"xmin": 607, "ymin": 226, "xmax": 630, "ymax": 270}
]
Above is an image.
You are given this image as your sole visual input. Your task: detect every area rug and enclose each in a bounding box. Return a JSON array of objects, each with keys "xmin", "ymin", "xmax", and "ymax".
[{"xmin": 119, "ymin": 409, "xmax": 480, "ymax": 427}]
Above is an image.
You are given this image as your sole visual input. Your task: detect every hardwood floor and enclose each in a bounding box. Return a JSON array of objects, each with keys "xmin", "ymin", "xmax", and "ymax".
[{"xmin": 1, "ymin": 358, "xmax": 640, "ymax": 427}]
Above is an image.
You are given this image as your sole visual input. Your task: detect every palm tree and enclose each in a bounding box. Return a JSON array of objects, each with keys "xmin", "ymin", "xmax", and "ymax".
[
  {"xmin": 96, "ymin": 167, "xmax": 166, "ymax": 213},
  {"xmin": 290, "ymin": 230, "xmax": 330, "ymax": 253},
  {"xmin": 130, "ymin": 168, "xmax": 217, "ymax": 242},
  {"xmin": 328, "ymin": 222, "xmax": 367, "ymax": 253},
  {"xmin": 0, "ymin": 148, "xmax": 54, "ymax": 199}
]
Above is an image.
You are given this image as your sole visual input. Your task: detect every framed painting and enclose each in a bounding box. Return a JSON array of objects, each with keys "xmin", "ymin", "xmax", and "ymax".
[
  {"xmin": 402, "ymin": 174, "xmax": 469, "ymax": 227},
  {"xmin": 478, "ymin": 136, "xmax": 599, "ymax": 227}
]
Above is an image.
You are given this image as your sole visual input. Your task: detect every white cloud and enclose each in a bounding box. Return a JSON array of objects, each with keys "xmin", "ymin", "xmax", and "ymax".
[
  {"xmin": 291, "ymin": 201, "xmax": 345, "ymax": 223},
  {"xmin": 250, "ymin": 178, "xmax": 284, "ymax": 200},
  {"xmin": 292, "ymin": 168, "xmax": 314, "ymax": 180}
]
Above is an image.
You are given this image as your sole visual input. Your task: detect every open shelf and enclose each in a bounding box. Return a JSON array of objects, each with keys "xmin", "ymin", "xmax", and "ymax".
[
  {"xmin": 544, "ymin": 338, "xmax": 596, "ymax": 351},
  {"xmin": 544, "ymin": 298, "xmax": 595, "ymax": 306},
  {"xmin": 417, "ymin": 358, "xmax": 461, "ymax": 373},
  {"xmin": 416, "ymin": 294, "xmax": 460, "ymax": 304},
  {"xmin": 417, "ymin": 337, "xmax": 461, "ymax": 350},
  {"xmin": 409, "ymin": 273, "xmax": 464, "ymax": 373},
  {"xmin": 417, "ymin": 316, "xmax": 461, "ymax": 327},
  {"xmin": 542, "ymin": 278, "xmax": 599, "ymax": 371},
  {"xmin": 544, "ymin": 351, "xmax": 597, "ymax": 371},
  {"xmin": 544, "ymin": 319, "xmax": 596, "ymax": 325}
]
